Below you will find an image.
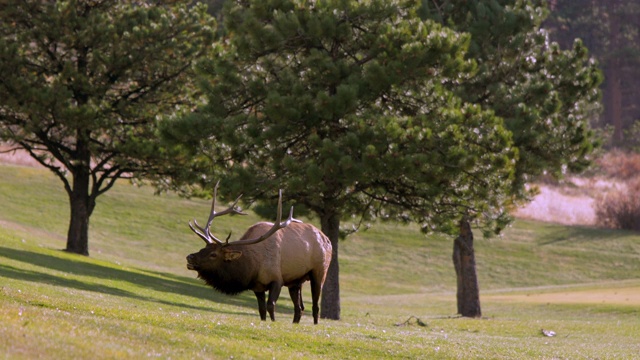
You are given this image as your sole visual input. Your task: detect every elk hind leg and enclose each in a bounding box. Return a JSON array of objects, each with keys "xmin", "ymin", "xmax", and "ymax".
[
  {"xmin": 288, "ymin": 284, "xmax": 303, "ymax": 323},
  {"xmin": 299, "ymin": 285, "xmax": 304, "ymax": 312},
  {"xmin": 267, "ymin": 281, "xmax": 282, "ymax": 321},
  {"xmin": 309, "ymin": 273, "xmax": 323, "ymax": 324},
  {"xmin": 254, "ymin": 291, "xmax": 267, "ymax": 321}
]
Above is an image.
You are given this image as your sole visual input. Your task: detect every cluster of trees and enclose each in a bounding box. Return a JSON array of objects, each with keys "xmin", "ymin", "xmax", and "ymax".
[
  {"xmin": 546, "ymin": 0, "xmax": 640, "ymax": 148},
  {"xmin": 1, "ymin": 0, "xmax": 601, "ymax": 319}
]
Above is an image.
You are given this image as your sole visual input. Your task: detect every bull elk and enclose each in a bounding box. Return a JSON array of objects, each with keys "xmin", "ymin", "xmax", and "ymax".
[{"xmin": 186, "ymin": 183, "xmax": 332, "ymax": 324}]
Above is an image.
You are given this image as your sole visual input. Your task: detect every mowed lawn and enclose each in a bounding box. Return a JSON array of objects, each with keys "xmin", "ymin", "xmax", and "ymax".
[{"xmin": 1, "ymin": 164, "xmax": 639, "ymax": 359}]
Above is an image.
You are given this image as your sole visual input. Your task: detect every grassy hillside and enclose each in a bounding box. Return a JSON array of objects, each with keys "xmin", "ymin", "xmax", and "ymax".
[{"xmin": 1, "ymin": 164, "xmax": 639, "ymax": 359}]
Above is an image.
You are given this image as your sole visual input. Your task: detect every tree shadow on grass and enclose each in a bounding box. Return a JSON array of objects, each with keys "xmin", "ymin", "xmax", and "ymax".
[{"xmin": 0, "ymin": 246, "xmax": 267, "ymax": 317}]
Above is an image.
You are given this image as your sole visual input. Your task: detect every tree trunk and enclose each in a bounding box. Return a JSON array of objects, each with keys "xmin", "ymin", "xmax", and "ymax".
[
  {"xmin": 452, "ymin": 218, "xmax": 481, "ymax": 317},
  {"xmin": 65, "ymin": 168, "xmax": 92, "ymax": 255},
  {"xmin": 320, "ymin": 211, "xmax": 340, "ymax": 320},
  {"xmin": 65, "ymin": 136, "xmax": 94, "ymax": 256},
  {"xmin": 606, "ymin": 0, "xmax": 623, "ymax": 145}
]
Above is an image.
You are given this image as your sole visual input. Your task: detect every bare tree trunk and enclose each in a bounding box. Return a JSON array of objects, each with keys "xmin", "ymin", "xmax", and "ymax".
[
  {"xmin": 606, "ymin": 0, "xmax": 623, "ymax": 144},
  {"xmin": 452, "ymin": 218, "xmax": 481, "ymax": 317},
  {"xmin": 452, "ymin": 234, "xmax": 464, "ymax": 315},
  {"xmin": 320, "ymin": 211, "xmax": 340, "ymax": 320}
]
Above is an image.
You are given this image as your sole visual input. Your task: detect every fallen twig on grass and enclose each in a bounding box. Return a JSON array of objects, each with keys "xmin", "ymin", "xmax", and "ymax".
[{"xmin": 395, "ymin": 316, "xmax": 428, "ymax": 327}]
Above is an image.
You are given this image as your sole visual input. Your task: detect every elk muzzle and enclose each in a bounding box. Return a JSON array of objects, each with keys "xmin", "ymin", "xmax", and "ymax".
[{"xmin": 186, "ymin": 254, "xmax": 198, "ymax": 271}]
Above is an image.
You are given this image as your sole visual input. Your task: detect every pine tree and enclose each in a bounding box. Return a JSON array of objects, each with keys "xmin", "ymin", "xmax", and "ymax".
[{"xmin": 421, "ymin": 0, "xmax": 601, "ymax": 316}]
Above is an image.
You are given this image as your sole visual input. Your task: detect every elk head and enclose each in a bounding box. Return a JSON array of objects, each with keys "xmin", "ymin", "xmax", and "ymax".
[{"xmin": 186, "ymin": 182, "xmax": 294, "ymax": 271}]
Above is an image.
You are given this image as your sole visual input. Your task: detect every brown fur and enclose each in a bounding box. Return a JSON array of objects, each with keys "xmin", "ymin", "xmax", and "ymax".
[{"xmin": 187, "ymin": 222, "xmax": 332, "ymax": 324}]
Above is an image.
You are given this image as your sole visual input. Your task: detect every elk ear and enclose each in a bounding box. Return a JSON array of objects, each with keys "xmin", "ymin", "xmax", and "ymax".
[{"xmin": 223, "ymin": 249, "xmax": 242, "ymax": 262}]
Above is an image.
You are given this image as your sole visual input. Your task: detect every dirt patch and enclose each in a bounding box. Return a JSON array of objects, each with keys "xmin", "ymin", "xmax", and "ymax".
[
  {"xmin": 486, "ymin": 286, "xmax": 640, "ymax": 306},
  {"xmin": 514, "ymin": 185, "xmax": 596, "ymax": 226},
  {"xmin": 513, "ymin": 176, "xmax": 626, "ymax": 227}
]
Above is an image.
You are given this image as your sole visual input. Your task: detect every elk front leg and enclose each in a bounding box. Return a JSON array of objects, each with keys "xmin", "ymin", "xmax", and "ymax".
[
  {"xmin": 266, "ymin": 281, "xmax": 282, "ymax": 321},
  {"xmin": 254, "ymin": 291, "xmax": 267, "ymax": 321}
]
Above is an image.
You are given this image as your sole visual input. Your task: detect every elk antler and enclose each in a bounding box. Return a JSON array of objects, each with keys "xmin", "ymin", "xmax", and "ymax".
[
  {"xmin": 189, "ymin": 181, "xmax": 247, "ymax": 244},
  {"xmin": 230, "ymin": 189, "xmax": 294, "ymax": 246}
]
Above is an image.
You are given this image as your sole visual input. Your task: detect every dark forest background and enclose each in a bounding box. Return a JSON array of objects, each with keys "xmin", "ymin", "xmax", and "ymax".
[{"xmin": 545, "ymin": 0, "xmax": 640, "ymax": 149}]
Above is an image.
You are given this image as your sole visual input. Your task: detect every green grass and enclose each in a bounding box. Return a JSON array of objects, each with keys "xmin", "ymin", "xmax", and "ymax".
[{"xmin": 1, "ymin": 164, "xmax": 639, "ymax": 359}]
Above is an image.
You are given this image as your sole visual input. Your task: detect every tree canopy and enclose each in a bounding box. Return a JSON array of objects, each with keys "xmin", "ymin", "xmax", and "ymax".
[
  {"xmin": 0, "ymin": 0, "xmax": 215, "ymax": 255},
  {"xmin": 421, "ymin": 0, "xmax": 601, "ymax": 201}
]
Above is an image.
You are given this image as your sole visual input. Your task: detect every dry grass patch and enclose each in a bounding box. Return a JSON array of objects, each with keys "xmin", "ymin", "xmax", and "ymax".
[{"xmin": 485, "ymin": 283, "xmax": 640, "ymax": 306}]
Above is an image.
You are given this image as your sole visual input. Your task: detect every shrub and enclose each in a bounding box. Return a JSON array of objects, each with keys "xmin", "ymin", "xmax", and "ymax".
[
  {"xmin": 596, "ymin": 149, "xmax": 640, "ymax": 180},
  {"xmin": 594, "ymin": 178, "xmax": 640, "ymax": 231}
]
